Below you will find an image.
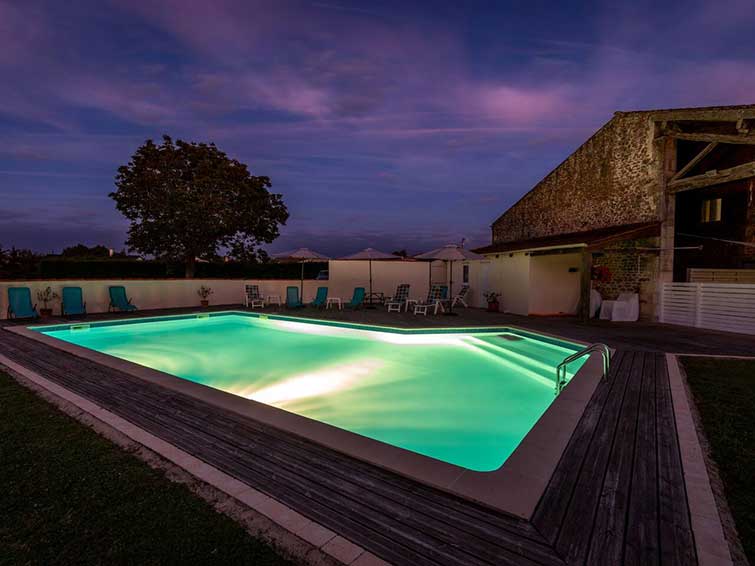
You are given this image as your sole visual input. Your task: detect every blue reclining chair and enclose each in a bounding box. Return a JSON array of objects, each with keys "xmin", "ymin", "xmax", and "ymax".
[
  {"xmin": 109, "ymin": 286, "xmax": 137, "ymax": 312},
  {"xmin": 61, "ymin": 286, "xmax": 86, "ymax": 316},
  {"xmin": 310, "ymin": 286, "xmax": 328, "ymax": 308},
  {"xmin": 7, "ymin": 287, "xmax": 39, "ymax": 320},
  {"xmin": 286, "ymin": 286, "xmax": 304, "ymax": 308},
  {"xmin": 345, "ymin": 287, "xmax": 365, "ymax": 309}
]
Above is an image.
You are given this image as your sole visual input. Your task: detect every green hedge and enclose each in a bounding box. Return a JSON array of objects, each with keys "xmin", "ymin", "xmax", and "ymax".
[{"xmin": 33, "ymin": 260, "xmax": 327, "ymax": 280}]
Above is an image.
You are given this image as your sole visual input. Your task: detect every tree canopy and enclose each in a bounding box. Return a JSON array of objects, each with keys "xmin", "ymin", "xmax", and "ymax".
[{"xmin": 110, "ymin": 136, "xmax": 288, "ymax": 277}]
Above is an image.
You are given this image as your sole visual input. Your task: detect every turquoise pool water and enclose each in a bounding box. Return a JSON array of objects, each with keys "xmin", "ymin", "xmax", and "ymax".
[{"xmin": 36, "ymin": 313, "xmax": 585, "ymax": 471}]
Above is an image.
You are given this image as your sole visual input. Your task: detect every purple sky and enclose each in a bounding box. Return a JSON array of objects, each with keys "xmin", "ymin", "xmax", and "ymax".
[{"xmin": 2, "ymin": 0, "xmax": 755, "ymax": 257}]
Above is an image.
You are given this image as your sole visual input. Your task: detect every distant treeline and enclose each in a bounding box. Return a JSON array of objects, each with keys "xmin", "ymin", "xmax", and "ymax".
[{"xmin": 0, "ymin": 244, "xmax": 326, "ymax": 280}]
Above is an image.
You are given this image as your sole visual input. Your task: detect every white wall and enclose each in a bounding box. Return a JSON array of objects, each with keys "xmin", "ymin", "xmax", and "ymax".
[
  {"xmin": 327, "ymin": 260, "xmax": 434, "ymax": 302},
  {"xmin": 0, "ymin": 279, "xmax": 247, "ymax": 318},
  {"xmin": 478, "ymin": 253, "xmax": 531, "ymax": 315},
  {"xmin": 528, "ymin": 253, "xmax": 581, "ymax": 315},
  {"xmin": 0, "ymin": 258, "xmax": 499, "ymax": 318}
]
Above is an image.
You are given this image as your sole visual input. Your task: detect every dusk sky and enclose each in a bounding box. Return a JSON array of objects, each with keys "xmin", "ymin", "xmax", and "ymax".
[{"xmin": 2, "ymin": 0, "xmax": 754, "ymax": 257}]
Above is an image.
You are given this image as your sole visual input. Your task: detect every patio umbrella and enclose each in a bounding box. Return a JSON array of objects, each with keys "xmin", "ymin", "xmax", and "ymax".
[
  {"xmin": 339, "ymin": 248, "xmax": 399, "ymax": 305},
  {"xmin": 415, "ymin": 244, "xmax": 483, "ymax": 315},
  {"xmin": 272, "ymin": 247, "xmax": 330, "ymax": 299}
]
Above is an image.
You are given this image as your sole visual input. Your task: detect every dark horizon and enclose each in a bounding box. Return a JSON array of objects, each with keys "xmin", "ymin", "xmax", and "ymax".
[{"xmin": 2, "ymin": 0, "xmax": 755, "ymax": 257}]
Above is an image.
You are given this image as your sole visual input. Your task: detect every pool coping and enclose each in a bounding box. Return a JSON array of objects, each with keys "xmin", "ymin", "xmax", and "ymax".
[
  {"xmin": 665, "ymin": 354, "xmax": 733, "ymax": 566},
  {"xmin": 8, "ymin": 310, "xmax": 606, "ymax": 519}
]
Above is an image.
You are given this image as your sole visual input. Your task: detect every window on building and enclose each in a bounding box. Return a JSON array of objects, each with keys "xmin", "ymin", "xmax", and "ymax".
[
  {"xmin": 463, "ymin": 264, "xmax": 469, "ymax": 283},
  {"xmin": 700, "ymin": 198, "xmax": 722, "ymax": 223}
]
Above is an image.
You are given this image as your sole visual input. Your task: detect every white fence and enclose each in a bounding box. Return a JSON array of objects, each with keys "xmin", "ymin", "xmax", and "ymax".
[{"xmin": 660, "ymin": 282, "xmax": 755, "ymax": 335}]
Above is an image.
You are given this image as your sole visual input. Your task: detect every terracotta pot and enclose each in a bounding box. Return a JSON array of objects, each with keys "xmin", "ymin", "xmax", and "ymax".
[
  {"xmin": 40, "ymin": 308, "xmax": 53, "ymax": 317},
  {"xmin": 200, "ymin": 300, "xmax": 209, "ymax": 308},
  {"xmin": 487, "ymin": 301, "xmax": 499, "ymax": 313}
]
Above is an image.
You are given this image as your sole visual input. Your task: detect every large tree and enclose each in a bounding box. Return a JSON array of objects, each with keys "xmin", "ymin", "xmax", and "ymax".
[{"xmin": 111, "ymin": 136, "xmax": 288, "ymax": 277}]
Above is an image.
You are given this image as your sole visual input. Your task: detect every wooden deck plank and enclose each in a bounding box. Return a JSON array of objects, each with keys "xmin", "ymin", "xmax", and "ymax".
[
  {"xmin": 552, "ymin": 351, "xmax": 636, "ymax": 563},
  {"xmin": 585, "ymin": 351, "xmax": 647, "ymax": 564},
  {"xmin": 655, "ymin": 355, "xmax": 698, "ymax": 566},
  {"xmin": 623, "ymin": 352, "xmax": 660, "ymax": 565},
  {"xmin": 532, "ymin": 350, "xmax": 630, "ymax": 544}
]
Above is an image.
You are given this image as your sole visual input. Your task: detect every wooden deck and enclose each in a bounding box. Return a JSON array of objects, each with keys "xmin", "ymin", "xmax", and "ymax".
[{"xmin": 0, "ymin": 315, "xmax": 700, "ymax": 565}]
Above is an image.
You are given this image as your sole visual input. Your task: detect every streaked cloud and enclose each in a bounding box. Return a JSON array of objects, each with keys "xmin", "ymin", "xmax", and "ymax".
[{"xmin": 0, "ymin": 0, "xmax": 753, "ymax": 254}]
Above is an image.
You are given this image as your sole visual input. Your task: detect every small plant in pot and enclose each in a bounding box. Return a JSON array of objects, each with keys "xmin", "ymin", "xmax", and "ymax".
[
  {"xmin": 36, "ymin": 286, "xmax": 60, "ymax": 317},
  {"xmin": 483, "ymin": 291, "xmax": 500, "ymax": 313},
  {"xmin": 197, "ymin": 285, "xmax": 213, "ymax": 307}
]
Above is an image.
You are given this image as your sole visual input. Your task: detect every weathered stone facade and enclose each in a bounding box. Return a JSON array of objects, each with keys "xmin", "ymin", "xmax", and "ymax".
[
  {"xmin": 592, "ymin": 238, "xmax": 660, "ymax": 318},
  {"xmin": 492, "ymin": 112, "xmax": 663, "ymax": 243},
  {"xmin": 483, "ymin": 104, "xmax": 755, "ymax": 321}
]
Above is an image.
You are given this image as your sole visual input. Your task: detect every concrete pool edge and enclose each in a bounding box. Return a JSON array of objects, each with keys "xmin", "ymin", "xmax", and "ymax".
[
  {"xmin": 8, "ymin": 313, "xmax": 605, "ymax": 519},
  {"xmin": 665, "ymin": 354, "xmax": 733, "ymax": 566}
]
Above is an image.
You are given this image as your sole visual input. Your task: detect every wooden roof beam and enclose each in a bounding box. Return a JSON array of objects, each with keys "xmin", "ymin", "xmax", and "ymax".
[
  {"xmin": 668, "ymin": 160, "xmax": 755, "ymax": 193},
  {"xmin": 649, "ymin": 108, "xmax": 755, "ymax": 122},
  {"xmin": 670, "ymin": 142, "xmax": 718, "ymax": 181},
  {"xmin": 666, "ymin": 132, "xmax": 755, "ymax": 144}
]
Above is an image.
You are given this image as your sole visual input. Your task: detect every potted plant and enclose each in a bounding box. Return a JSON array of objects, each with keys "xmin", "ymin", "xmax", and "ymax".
[
  {"xmin": 36, "ymin": 286, "xmax": 60, "ymax": 317},
  {"xmin": 483, "ymin": 291, "xmax": 500, "ymax": 313},
  {"xmin": 197, "ymin": 285, "xmax": 213, "ymax": 308}
]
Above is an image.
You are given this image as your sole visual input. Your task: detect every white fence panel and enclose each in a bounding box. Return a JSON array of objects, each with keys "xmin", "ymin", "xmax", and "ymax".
[{"xmin": 661, "ymin": 282, "xmax": 755, "ymax": 335}]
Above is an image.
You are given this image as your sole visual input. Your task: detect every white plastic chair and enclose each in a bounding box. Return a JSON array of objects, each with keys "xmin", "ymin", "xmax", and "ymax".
[
  {"xmin": 451, "ymin": 285, "xmax": 470, "ymax": 308},
  {"xmin": 386, "ymin": 283, "xmax": 410, "ymax": 313},
  {"xmin": 244, "ymin": 285, "xmax": 265, "ymax": 308}
]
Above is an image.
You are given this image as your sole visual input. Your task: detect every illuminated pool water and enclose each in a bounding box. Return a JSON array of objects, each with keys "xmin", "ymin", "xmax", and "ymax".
[{"xmin": 35, "ymin": 313, "xmax": 585, "ymax": 471}]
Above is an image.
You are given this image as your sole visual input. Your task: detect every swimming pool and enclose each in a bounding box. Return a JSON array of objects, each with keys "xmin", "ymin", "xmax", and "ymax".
[{"xmin": 33, "ymin": 312, "xmax": 586, "ymax": 473}]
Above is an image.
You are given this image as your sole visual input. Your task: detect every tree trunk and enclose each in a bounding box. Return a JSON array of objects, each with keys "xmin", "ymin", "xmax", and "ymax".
[{"xmin": 185, "ymin": 256, "xmax": 196, "ymax": 278}]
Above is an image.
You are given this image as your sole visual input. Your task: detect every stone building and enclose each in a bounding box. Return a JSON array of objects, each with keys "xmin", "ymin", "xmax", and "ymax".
[{"xmin": 474, "ymin": 104, "xmax": 755, "ymax": 320}]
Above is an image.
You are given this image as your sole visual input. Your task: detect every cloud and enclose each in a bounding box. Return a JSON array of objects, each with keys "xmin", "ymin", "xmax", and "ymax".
[{"xmin": 1, "ymin": 0, "xmax": 754, "ymax": 254}]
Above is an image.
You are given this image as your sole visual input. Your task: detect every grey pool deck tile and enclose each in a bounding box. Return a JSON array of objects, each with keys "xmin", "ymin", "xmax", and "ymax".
[{"xmin": 322, "ymin": 536, "xmax": 365, "ymax": 564}]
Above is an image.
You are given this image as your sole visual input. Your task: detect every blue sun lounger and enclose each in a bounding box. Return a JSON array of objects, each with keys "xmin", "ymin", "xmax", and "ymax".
[
  {"xmin": 108, "ymin": 286, "xmax": 137, "ymax": 312},
  {"xmin": 310, "ymin": 286, "xmax": 328, "ymax": 308},
  {"xmin": 345, "ymin": 287, "xmax": 365, "ymax": 309},
  {"xmin": 7, "ymin": 287, "xmax": 39, "ymax": 320},
  {"xmin": 286, "ymin": 286, "xmax": 304, "ymax": 308},
  {"xmin": 61, "ymin": 286, "xmax": 86, "ymax": 316}
]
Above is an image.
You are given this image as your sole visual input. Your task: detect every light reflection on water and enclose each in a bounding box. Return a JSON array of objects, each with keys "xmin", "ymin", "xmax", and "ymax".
[{"xmin": 42, "ymin": 314, "xmax": 584, "ymax": 471}]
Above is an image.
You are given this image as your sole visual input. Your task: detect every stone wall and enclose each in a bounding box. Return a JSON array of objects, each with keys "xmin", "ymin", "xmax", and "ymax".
[
  {"xmin": 592, "ymin": 238, "xmax": 660, "ymax": 319},
  {"xmin": 492, "ymin": 112, "xmax": 663, "ymax": 243}
]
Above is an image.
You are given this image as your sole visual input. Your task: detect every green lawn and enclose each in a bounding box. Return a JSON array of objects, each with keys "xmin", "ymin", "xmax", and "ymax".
[
  {"xmin": 0, "ymin": 371, "xmax": 291, "ymax": 566},
  {"xmin": 682, "ymin": 357, "xmax": 755, "ymax": 564}
]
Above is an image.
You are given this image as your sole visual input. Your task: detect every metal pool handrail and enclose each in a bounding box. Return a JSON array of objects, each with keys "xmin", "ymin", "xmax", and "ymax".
[{"xmin": 555, "ymin": 343, "xmax": 611, "ymax": 395}]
